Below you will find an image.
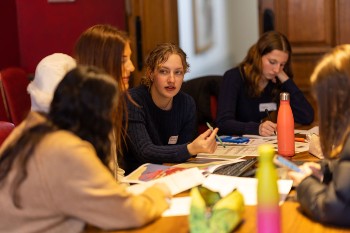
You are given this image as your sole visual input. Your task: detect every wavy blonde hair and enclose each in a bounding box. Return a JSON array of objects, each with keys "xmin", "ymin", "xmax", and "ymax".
[{"xmin": 141, "ymin": 43, "xmax": 190, "ymax": 88}]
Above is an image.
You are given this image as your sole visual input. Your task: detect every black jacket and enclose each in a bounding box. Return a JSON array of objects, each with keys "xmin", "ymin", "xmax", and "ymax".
[{"xmin": 296, "ymin": 136, "xmax": 350, "ymax": 226}]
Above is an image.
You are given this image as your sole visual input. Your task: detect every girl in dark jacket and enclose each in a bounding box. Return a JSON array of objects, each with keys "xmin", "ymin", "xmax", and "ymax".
[{"xmin": 289, "ymin": 44, "xmax": 350, "ymax": 226}]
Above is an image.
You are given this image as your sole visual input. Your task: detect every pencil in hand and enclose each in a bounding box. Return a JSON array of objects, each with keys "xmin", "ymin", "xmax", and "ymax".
[
  {"xmin": 265, "ymin": 109, "xmax": 276, "ymax": 135},
  {"xmin": 206, "ymin": 122, "xmax": 225, "ymax": 148}
]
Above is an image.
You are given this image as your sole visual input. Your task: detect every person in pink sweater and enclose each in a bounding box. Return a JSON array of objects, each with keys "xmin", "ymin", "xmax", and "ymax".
[{"xmin": 0, "ymin": 66, "xmax": 170, "ymax": 233}]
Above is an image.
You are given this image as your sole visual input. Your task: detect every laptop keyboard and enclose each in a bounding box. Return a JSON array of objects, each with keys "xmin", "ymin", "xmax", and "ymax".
[{"xmin": 212, "ymin": 158, "xmax": 258, "ymax": 177}]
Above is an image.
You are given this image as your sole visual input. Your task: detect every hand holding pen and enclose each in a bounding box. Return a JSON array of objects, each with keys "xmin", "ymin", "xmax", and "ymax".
[
  {"xmin": 258, "ymin": 109, "xmax": 277, "ymax": 136},
  {"xmin": 187, "ymin": 124, "xmax": 219, "ymax": 155},
  {"xmin": 206, "ymin": 122, "xmax": 225, "ymax": 148}
]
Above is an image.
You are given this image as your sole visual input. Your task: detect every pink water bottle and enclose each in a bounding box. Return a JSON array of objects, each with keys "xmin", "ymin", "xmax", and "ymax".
[
  {"xmin": 257, "ymin": 144, "xmax": 280, "ymax": 233},
  {"xmin": 277, "ymin": 92, "xmax": 295, "ymax": 157}
]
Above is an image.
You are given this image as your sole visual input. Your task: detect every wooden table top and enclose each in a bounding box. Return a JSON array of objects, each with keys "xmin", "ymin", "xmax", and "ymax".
[
  {"xmin": 85, "ymin": 149, "xmax": 350, "ymax": 233},
  {"xmin": 85, "ymin": 201, "xmax": 350, "ymax": 233}
]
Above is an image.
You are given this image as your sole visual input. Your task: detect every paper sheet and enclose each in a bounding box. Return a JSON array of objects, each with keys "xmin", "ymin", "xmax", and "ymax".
[
  {"xmin": 202, "ymin": 175, "xmax": 293, "ymax": 206},
  {"xmin": 122, "ymin": 163, "xmax": 185, "ymax": 184},
  {"xmin": 199, "ymin": 132, "xmax": 310, "ymax": 158},
  {"xmin": 161, "ymin": 175, "xmax": 294, "ymax": 217},
  {"xmin": 127, "ymin": 167, "xmax": 205, "ymax": 195},
  {"xmin": 162, "ymin": 197, "xmax": 191, "ymax": 217},
  {"xmin": 294, "ymin": 126, "xmax": 319, "ymax": 135},
  {"xmin": 173, "ymin": 157, "xmax": 244, "ymax": 171},
  {"xmin": 198, "ymin": 145, "xmax": 260, "ymax": 158}
]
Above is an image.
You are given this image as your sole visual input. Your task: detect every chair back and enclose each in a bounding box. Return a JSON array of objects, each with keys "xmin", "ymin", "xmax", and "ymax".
[
  {"xmin": 0, "ymin": 67, "xmax": 31, "ymax": 125},
  {"xmin": 0, "ymin": 86, "xmax": 10, "ymax": 121},
  {"xmin": 181, "ymin": 75, "xmax": 222, "ymax": 135},
  {"xmin": 0, "ymin": 121, "xmax": 15, "ymax": 146}
]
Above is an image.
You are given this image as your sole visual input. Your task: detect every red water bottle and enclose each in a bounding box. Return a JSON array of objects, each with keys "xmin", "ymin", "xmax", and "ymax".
[{"xmin": 277, "ymin": 92, "xmax": 295, "ymax": 157}]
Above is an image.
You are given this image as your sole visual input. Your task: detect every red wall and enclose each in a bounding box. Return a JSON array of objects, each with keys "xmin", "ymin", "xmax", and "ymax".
[
  {"xmin": 8, "ymin": 0, "xmax": 125, "ymax": 73},
  {"xmin": 0, "ymin": 0, "xmax": 20, "ymax": 70}
]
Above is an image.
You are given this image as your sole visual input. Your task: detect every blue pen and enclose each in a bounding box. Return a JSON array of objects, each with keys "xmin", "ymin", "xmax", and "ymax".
[{"xmin": 206, "ymin": 122, "xmax": 225, "ymax": 148}]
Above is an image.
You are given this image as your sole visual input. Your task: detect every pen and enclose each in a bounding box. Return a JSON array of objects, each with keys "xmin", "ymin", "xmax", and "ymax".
[
  {"xmin": 295, "ymin": 137, "xmax": 307, "ymax": 143},
  {"xmin": 265, "ymin": 109, "xmax": 276, "ymax": 135},
  {"xmin": 206, "ymin": 122, "xmax": 225, "ymax": 148}
]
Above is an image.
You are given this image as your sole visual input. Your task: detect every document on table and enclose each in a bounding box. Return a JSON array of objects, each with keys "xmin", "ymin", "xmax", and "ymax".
[
  {"xmin": 198, "ymin": 145, "xmax": 259, "ymax": 158},
  {"xmin": 199, "ymin": 142, "xmax": 308, "ymax": 158},
  {"xmin": 202, "ymin": 175, "xmax": 293, "ymax": 206},
  {"xmin": 127, "ymin": 167, "xmax": 205, "ymax": 196},
  {"xmin": 173, "ymin": 156, "xmax": 245, "ymax": 170},
  {"xmin": 122, "ymin": 163, "xmax": 186, "ymax": 184},
  {"xmin": 161, "ymin": 174, "xmax": 294, "ymax": 217},
  {"xmin": 162, "ymin": 197, "xmax": 191, "ymax": 217},
  {"xmin": 294, "ymin": 126, "xmax": 319, "ymax": 135},
  {"xmin": 243, "ymin": 134, "xmax": 309, "ymax": 154}
]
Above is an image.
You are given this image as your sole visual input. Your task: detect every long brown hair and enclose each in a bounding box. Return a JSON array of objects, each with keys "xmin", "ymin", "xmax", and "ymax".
[
  {"xmin": 311, "ymin": 44, "xmax": 350, "ymax": 159},
  {"xmin": 240, "ymin": 31, "xmax": 293, "ymax": 97},
  {"xmin": 74, "ymin": 24, "xmax": 128, "ymax": 84},
  {"xmin": 74, "ymin": 24, "xmax": 131, "ymax": 154}
]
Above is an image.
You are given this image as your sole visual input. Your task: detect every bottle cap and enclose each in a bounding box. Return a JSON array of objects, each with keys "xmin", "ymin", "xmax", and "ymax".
[
  {"xmin": 258, "ymin": 144, "xmax": 275, "ymax": 161},
  {"xmin": 280, "ymin": 92, "xmax": 290, "ymax": 101}
]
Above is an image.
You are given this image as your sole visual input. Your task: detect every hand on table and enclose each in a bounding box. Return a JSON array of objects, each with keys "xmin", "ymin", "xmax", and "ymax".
[
  {"xmin": 149, "ymin": 183, "xmax": 172, "ymax": 210},
  {"xmin": 152, "ymin": 183, "xmax": 172, "ymax": 198}
]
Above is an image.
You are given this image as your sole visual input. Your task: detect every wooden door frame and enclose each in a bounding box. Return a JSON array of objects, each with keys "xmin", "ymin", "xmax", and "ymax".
[{"xmin": 125, "ymin": 0, "xmax": 179, "ymax": 87}]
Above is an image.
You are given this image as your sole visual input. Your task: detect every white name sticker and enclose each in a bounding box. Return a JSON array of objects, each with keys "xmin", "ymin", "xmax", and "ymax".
[
  {"xmin": 168, "ymin": 136, "xmax": 178, "ymax": 145},
  {"xmin": 259, "ymin": 102, "xmax": 277, "ymax": 112}
]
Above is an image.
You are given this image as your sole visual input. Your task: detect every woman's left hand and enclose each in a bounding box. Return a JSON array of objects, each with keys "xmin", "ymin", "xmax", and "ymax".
[
  {"xmin": 187, "ymin": 128, "xmax": 218, "ymax": 155},
  {"xmin": 288, "ymin": 162, "xmax": 321, "ymax": 186},
  {"xmin": 277, "ymin": 70, "xmax": 289, "ymax": 83}
]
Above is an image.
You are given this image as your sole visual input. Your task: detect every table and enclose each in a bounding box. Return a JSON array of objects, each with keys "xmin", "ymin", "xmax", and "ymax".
[
  {"xmin": 85, "ymin": 151, "xmax": 350, "ymax": 233},
  {"xmin": 85, "ymin": 202, "xmax": 350, "ymax": 233}
]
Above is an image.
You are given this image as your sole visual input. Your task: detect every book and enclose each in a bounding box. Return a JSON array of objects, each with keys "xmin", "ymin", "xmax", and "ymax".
[
  {"xmin": 122, "ymin": 163, "xmax": 186, "ymax": 184},
  {"xmin": 123, "ymin": 159, "xmax": 247, "ymax": 196},
  {"xmin": 173, "ymin": 157, "xmax": 245, "ymax": 171},
  {"xmin": 123, "ymin": 157, "xmax": 247, "ymax": 184},
  {"xmin": 126, "ymin": 167, "xmax": 205, "ymax": 195}
]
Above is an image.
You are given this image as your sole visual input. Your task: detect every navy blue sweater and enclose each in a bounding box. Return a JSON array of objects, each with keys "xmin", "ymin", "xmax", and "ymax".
[
  {"xmin": 121, "ymin": 85, "xmax": 196, "ymax": 174},
  {"xmin": 216, "ymin": 67, "xmax": 314, "ymax": 135}
]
